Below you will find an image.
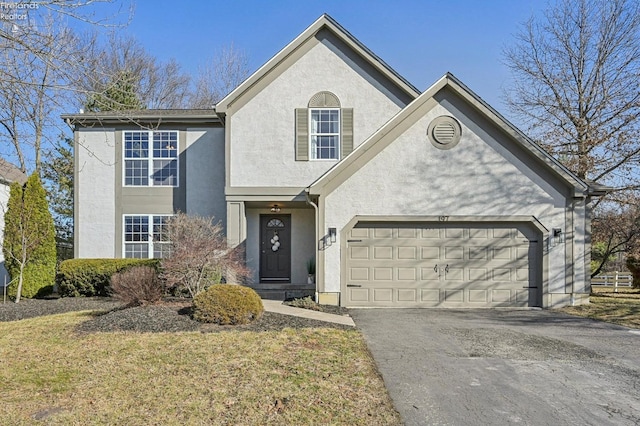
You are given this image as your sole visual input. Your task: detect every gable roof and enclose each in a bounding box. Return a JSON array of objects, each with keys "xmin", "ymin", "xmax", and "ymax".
[
  {"xmin": 309, "ymin": 73, "xmax": 595, "ymax": 198},
  {"xmin": 0, "ymin": 158, "xmax": 27, "ymax": 186},
  {"xmin": 214, "ymin": 14, "xmax": 421, "ymax": 116}
]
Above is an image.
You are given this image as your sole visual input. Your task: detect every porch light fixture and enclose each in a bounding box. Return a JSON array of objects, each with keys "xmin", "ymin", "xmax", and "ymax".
[
  {"xmin": 553, "ymin": 228, "xmax": 563, "ymax": 244},
  {"xmin": 270, "ymin": 205, "xmax": 281, "ymax": 213},
  {"xmin": 328, "ymin": 227, "xmax": 337, "ymax": 244}
]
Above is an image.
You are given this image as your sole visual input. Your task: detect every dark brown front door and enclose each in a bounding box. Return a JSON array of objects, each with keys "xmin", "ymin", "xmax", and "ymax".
[{"xmin": 260, "ymin": 215, "xmax": 291, "ymax": 282}]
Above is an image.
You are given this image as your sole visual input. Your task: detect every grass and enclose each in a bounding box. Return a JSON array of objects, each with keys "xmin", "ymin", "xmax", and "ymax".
[
  {"xmin": 561, "ymin": 287, "xmax": 640, "ymax": 329},
  {"xmin": 0, "ymin": 312, "xmax": 401, "ymax": 425}
]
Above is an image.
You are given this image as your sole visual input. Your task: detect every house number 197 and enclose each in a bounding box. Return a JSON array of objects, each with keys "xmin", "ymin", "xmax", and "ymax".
[{"xmin": 438, "ymin": 216, "xmax": 449, "ymax": 222}]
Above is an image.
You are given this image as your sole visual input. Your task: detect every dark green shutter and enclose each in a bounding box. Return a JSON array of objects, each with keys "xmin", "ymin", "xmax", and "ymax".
[
  {"xmin": 341, "ymin": 108, "xmax": 353, "ymax": 158},
  {"xmin": 295, "ymin": 108, "xmax": 309, "ymax": 161}
]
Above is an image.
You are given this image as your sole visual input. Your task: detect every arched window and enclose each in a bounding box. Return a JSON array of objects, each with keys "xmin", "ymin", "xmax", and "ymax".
[{"xmin": 295, "ymin": 91, "xmax": 353, "ymax": 161}]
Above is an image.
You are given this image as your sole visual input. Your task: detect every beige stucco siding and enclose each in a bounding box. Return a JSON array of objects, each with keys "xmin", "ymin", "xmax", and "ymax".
[
  {"xmin": 229, "ymin": 36, "xmax": 407, "ymax": 188},
  {"xmin": 323, "ymin": 104, "xmax": 569, "ymax": 295},
  {"xmin": 186, "ymin": 128, "xmax": 226, "ymax": 222},
  {"xmin": 76, "ymin": 128, "xmax": 116, "ymax": 258}
]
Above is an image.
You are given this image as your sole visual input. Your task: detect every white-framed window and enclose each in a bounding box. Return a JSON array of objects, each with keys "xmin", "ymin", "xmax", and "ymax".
[
  {"xmin": 123, "ymin": 214, "xmax": 172, "ymax": 259},
  {"xmin": 124, "ymin": 130, "xmax": 178, "ymax": 186},
  {"xmin": 310, "ymin": 108, "xmax": 340, "ymax": 160}
]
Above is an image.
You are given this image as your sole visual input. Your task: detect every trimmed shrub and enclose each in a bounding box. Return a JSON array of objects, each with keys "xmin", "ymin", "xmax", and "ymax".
[
  {"xmin": 56, "ymin": 258, "xmax": 161, "ymax": 297},
  {"xmin": 627, "ymin": 256, "xmax": 640, "ymax": 289},
  {"xmin": 193, "ymin": 284, "xmax": 263, "ymax": 325},
  {"xmin": 111, "ymin": 266, "xmax": 163, "ymax": 306}
]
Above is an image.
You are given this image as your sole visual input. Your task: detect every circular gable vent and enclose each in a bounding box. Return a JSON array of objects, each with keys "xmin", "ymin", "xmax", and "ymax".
[{"xmin": 428, "ymin": 116, "xmax": 462, "ymax": 150}]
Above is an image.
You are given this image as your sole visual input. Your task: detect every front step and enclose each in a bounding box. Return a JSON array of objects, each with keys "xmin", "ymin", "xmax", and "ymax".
[{"xmin": 244, "ymin": 283, "xmax": 315, "ymax": 301}]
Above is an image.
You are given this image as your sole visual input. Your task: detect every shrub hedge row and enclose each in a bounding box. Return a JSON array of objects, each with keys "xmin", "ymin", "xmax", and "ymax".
[{"xmin": 56, "ymin": 258, "xmax": 161, "ymax": 297}]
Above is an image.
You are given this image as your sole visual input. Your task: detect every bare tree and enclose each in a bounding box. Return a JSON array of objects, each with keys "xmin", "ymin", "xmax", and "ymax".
[
  {"xmin": 0, "ymin": 1, "xmax": 133, "ymax": 88},
  {"xmin": 78, "ymin": 33, "xmax": 191, "ymax": 109},
  {"xmin": 0, "ymin": 1, "xmax": 133, "ymax": 172},
  {"xmin": 190, "ymin": 43, "xmax": 250, "ymax": 108},
  {"xmin": 591, "ymin": 194, "xmax": 640, "ymax": 275},
  {"xmin": 503, "ymin": 0, "xmax": 640, "ymax": 189},
  {"xmin": 0, "ymin": 18, "xmax": 78, "ymax": 172},
  {"xmin": 161, "ymin": 213, "xmax": 250, "ymax": 298},
  {"xmin": 503, "ymin": 0, "xmax": 640, "ymax": 275}
]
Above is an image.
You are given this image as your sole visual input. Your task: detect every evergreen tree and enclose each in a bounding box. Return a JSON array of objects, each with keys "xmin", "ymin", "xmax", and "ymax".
[
  {"xmin": 42, "ymin": 137, "xmax": 74, "ymax": 260},
  {"xmin": 3, "ymin": 173, "xmax": 57, "ymax": 301},
  {"xmin": 85, "ymin": 70, "xmax": 144, "ymax": 112}
]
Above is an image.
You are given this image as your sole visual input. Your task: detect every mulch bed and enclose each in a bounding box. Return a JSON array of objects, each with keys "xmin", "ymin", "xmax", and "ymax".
[{"xmin": 0, "ymin": 297, "xmax": 354, "ymax": 333}]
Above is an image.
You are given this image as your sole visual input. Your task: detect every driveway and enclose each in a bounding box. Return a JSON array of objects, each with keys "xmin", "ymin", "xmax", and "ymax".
[{"xmin": 351, "ymin": 309, "xmax": 640, "ymax": 426}]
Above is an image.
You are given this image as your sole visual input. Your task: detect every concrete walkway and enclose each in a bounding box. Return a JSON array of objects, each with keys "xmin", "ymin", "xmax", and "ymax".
[{"xmin": 262, "ymin": 299, "xmax": 355, "ymax": 326}]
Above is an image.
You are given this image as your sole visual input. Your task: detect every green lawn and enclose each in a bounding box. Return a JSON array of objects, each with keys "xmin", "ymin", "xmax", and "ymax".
[
  {"xmin": 561, "ymin": 287, "xmax": 640, "ymax": 329},
  {"xmin": 0, "ymin": 312, "xmax": 401, "ymax": 425}
]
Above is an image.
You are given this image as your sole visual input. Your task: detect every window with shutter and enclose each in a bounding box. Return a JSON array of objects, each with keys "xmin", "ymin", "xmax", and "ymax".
[{"xmin": 295, "ymin": 91, "xmax": 353, "ymax": 161}]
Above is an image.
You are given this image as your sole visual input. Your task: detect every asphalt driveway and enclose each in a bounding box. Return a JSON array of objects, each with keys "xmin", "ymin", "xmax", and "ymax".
[{"xmin": 351, "ymin": 309, "xmax": 640, "ymax": 426}]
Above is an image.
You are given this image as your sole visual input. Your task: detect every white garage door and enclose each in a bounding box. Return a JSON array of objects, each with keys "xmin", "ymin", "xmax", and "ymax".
[{"xmin": 344, "ymin": 222, "xmax": 541, "ymax": 308}]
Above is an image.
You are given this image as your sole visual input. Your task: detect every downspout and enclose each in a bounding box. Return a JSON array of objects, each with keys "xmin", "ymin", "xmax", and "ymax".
[{"xmin": 305, "ymin": 188, "xmax": 319, "ymax": 302}]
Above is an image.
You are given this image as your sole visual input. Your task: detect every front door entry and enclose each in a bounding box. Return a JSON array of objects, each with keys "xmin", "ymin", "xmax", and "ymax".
[{"xmin": 260, "ymin": 215, "xmax": 291, "ymax": 283}]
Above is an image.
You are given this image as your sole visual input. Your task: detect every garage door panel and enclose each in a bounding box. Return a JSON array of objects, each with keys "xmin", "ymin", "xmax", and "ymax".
[
  {"xmin": 516, "ymin": 289, "xmax": 530, "ymax": 302},
  {"xmin": 374, "ymin": 228, "xmax": 393, "ymax": 238},
  {"xmin": 398, "ymin": 246, "xmax": 417, "ymax": 259},
  {"xmin": 491, "ymin": 290, "xmax": 511, "ymax": 303},
  {"xmin": 350, "ymin": 267, "xmax": 369, "ymax": 281},
  {"xmin": 445, "ymin": 247, "xmax": 464, "ymax": 259},
  {"xmin": 421, "ymin": 289, "xmax": 440, "ymax": 302},
  {"xmin": 492, "ymin": 268, "xmax": 511, "ymax": 281},
  {"xmin": 349, "ymin": 288, "xmax": 370, "ymax": 302},
  {"xmin": 398, "ymin": 228, "xmax": 418, "ymax": 238},
  {"xmin": 516, "ymin": 267, "xmax": 529, "ymax": 281},
  {"xmin": 350, "ymin": 246, "xmax": 369, "ymax": 259},
  {"xmin": 398, "ymin": 289, "xmax": 417, "ymax": 302},
  {"xmin": 444, "ymin": 289, "xmax": 464, "ymax": 302},
  {"xmin": 373, "ymin": 246, "xmax": 393, "ymax": 259},
  {"xmin": 345, "ymin": 222, "xmax": 540, "ymax": 308},
  {"xmin": 445, "ymin": 228, "xmax": 464, "ymax": 238},
  {"xmin": 350, "ymin": 228, "xmax": 370, "ymax": 238},
  {"xmin": 492, "ymin": 228, "xmax": 512, "ymax": 238},
  {"xmin": 469, "ymin": 247, "xmax": 488, "ymax": 260},
  {"xmin": 421, "ymin": 247, "xmax": 440, "ymax": 259},
  {"xmin": 469, "ymin": 228, "xmax": 488, "ymax": 239},
  {"xmin": 373, "ymin": 288, "xmax": 393, "ymax": 301},
  {"xmin": 398, "ymin": 268, "xmax": 417, "ymax": 280},
  {"xmin": 373, "ymin": 267, "xmax": 393, "ymax": 281},
  {"xmin": 468, "ymin": 268, "xmax": 488, "ymax": 281},
  {"xmin": 422, "ymin": 228, "xmax": 441, "ymax": 238},
  {"xmin": 492, "ymin": 247, "xmax": 511, "ymax": 260},
  {"xmin": 469, "ymin": 290, "xmax": 488, "ymax": 302},
  {"xmin": 444, "ymin": 267, "xmax": 464, "ymax": 281}
]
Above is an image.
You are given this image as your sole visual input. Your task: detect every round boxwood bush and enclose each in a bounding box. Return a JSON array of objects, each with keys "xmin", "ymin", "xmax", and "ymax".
[{"xmin": 193, "ymin": 284, "xmax": 264, "ymax": 325}]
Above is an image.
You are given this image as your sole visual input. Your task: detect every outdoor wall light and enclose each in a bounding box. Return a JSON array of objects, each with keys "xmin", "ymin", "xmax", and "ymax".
[
  {"xmin": 270, "ymin": 205, "xmax": 281, "ymax": 213},
  {"xmin": 328, "ymin": 227, "xmax": 337, "ymax": 244},
  {"xmin": 552, "ymin": 228, "xmax": 563, "ymax": 245}
]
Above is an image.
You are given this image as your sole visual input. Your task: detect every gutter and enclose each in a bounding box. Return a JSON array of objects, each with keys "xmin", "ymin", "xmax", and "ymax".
[{"xmin": 304, "ymin": 188, "xmax": 319, "ymax": 302}]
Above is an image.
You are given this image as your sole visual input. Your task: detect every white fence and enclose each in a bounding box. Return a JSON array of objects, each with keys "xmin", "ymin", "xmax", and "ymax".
[{"xmin": 592, "ymin": 273, "xmax": 633, "ymax": 290}]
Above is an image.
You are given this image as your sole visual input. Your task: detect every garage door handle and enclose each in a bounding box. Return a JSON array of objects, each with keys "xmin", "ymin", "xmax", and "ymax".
[
  {"xmin": 347, "ymin": 239, "xmax": 362, "ymax": 242},
  {"xmin": 347, "ymin": 284, "xmax": 362, "ymax": 288}
]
